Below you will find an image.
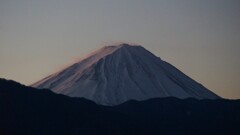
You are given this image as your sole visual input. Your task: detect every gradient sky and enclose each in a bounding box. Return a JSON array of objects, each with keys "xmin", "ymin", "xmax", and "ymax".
[{"xmin": 0, "ymin": 0, "xmax": 240, "ymax": 99}]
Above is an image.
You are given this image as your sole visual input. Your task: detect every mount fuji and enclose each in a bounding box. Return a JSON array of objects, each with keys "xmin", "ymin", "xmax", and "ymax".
[{"xmin": 32, "ymin": 44, "xmax": 219, "ymax": 105}]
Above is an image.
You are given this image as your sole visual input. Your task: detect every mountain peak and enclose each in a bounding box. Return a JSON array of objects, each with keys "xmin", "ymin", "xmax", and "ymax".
[
  {"xmin": 107, "ymin": 43, "xmax": 138, "ymax": 47},
  {"xmin": 32, "ymin": 44, "xmax": 220, "ymax": 105},
  {"xmin": 118, "ymin": 43, "xmax": 141, "ymax": 48},
  {"xmin": 102, "ymin": 43, "xmax": 141, "ymax": 51}
]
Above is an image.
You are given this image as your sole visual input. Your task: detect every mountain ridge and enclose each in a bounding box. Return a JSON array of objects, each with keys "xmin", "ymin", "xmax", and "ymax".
[{"xmin": 1, "ymin": 78, "xmax": 239, "ymax": 135}]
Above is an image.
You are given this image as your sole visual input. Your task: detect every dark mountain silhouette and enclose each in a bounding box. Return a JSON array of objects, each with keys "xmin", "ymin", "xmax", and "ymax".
[{"xmin": 1, "ymin": 78, "xmax": 240, "ymax": 135}]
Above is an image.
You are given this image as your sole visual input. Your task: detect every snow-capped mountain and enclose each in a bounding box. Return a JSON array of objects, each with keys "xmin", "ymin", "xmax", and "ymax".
[{"xmin": 32, "ymin": 44, "xmax": 220, "ymax": 105}]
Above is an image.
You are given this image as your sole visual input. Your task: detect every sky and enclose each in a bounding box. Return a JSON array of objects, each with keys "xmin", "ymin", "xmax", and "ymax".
[{"xmin": 0, "ymin": 0, "xmax": 240, "ymax": 99}]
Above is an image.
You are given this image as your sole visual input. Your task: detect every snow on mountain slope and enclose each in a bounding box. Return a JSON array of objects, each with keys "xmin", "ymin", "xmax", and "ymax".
[{"xmin": 32, "ymin": 44, "xmax": 220, "ymax": 105}]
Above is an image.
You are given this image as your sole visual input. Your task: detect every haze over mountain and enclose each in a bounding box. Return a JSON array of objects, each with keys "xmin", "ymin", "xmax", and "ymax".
[{"xmin": 32, "ymin": 44, "xmax": 219, "ymax": 105}]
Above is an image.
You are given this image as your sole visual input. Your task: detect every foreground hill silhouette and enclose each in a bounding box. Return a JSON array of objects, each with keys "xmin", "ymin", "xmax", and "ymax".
[{"xmin": 1, "ymin": 78, "xmax": 240, "ymax": 135}]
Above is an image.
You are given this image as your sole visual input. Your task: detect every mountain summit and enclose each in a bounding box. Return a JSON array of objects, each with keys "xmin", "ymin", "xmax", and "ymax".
[{"xmin": 32, "ymin": 44, "xmax": 220, "ymax": 105}]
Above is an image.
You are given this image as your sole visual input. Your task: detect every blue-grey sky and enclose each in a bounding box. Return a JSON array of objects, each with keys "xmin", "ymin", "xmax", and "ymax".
[{"xmin": 0, "ymin": 0, "xmax": 240, "ymax": 99}]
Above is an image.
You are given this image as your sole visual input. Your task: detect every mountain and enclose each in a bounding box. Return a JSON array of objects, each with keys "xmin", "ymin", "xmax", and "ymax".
[
  {"xmin": 32, "ymin": 44, "xmax": 219, "ymax": 105},
  {"xmin": 1, "ymin": 78, "xmax": 240, "ymax": 135}
]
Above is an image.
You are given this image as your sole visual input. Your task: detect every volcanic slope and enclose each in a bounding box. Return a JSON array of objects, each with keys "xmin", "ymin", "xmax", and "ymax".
[{"xmin": 32, "ymin": 44, "xmax": 219, "ymax": 105}]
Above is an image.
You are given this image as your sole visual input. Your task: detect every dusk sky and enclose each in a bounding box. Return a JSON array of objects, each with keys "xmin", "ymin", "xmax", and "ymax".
[{"xmin": 0, "ymin": 0, "xmax": 240, "ymax": 99}]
